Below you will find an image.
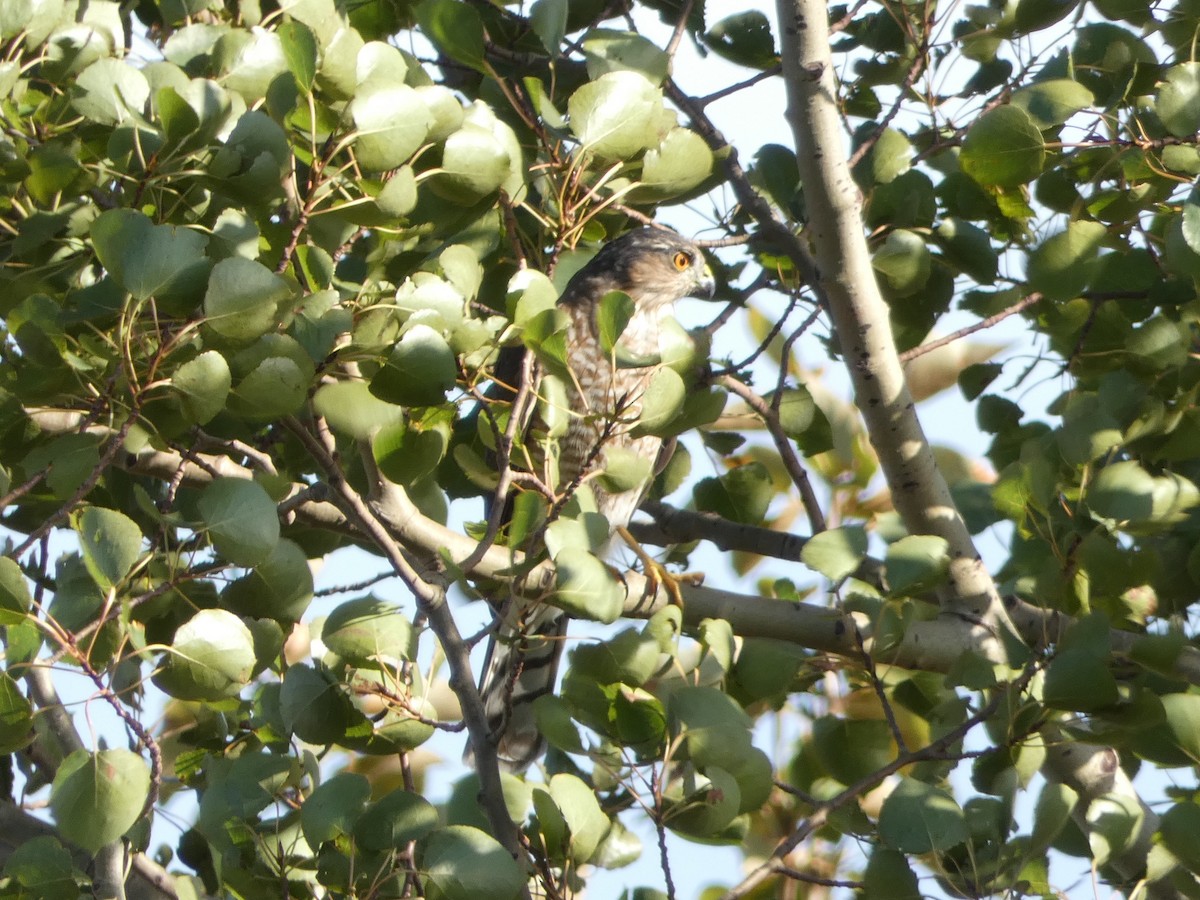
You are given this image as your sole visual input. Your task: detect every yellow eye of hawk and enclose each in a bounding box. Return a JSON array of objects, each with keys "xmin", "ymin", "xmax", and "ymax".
[{"xmin": 672, "ymin": 250, "xmax": 691, "ymax": 271}]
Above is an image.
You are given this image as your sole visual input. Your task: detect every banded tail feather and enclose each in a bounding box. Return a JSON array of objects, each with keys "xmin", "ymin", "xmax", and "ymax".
[{"xmin": 477, "ymin": 603, "xmax": 568, "ymax": 772}]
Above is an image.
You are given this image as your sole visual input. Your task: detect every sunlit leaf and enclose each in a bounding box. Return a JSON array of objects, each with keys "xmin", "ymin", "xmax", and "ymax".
[
  {"xmin": 878, "ymin": 777, "xmax": 968, "ymax": 853},
  {"xmin": 155, "ymin": 608, "xmax": 256, "ymax": 700},
  {"xmin": 960, "ymin": 105, "xmax": 1045, "ymax": 189},
  {"xmin": 198, "ymin": 477, "xmax": 280, "ymax": 566},
  {"xmin": 569, "ymin": 70, "xmax": 663, "ymax": 160},
  {"xmin": 51, "ymin": 750, "xmax": 149, "ymax": 853},
  {"xmin": 421, "ymin": 826, "xmax": 524, "ymax": 900},
  {"xmin": 71, "ymin": 506, "xmax": 142, "ymax": 589}
]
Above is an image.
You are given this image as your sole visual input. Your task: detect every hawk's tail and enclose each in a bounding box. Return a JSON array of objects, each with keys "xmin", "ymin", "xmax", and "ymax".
[{"xmin": 476, "ymin": 604, "xmax": 568, "ymax": 773}]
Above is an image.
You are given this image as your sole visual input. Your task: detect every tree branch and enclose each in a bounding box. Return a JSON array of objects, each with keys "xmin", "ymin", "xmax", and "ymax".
[
  {"xmin": 774, "ymin": 0, "xmax": 1017, "ymax": 654},
  {"xmin": 25, "ymin": 667, "xmax": 133, "ymax": 900},
  {"xmin": 29, "ymin": 409, "xmax": 1200, "ymax": 687},
  {"xmin": 283, "ymin": 416, "xmax": 529, "ymax": 885}
]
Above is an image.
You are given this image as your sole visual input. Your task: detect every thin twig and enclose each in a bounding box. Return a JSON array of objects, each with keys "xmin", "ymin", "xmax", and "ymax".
[
  {"xmin": 14, "ymin": 411, "xmax": 139, "ymax": 559},
  {"xmin": 720, "ymin": 375, "xmax": 827, "ymax": 534},
  {"xmin": 722, "ymin": 661, "xmax": 1041, "ymax": 900},
  {"xmin": 853, "ymin": 625, "xmax": 908, "ymax": 754},
  {"xmin": 284, "ymin": 416, "xmax": 530, "ymax": 884},
  {"xmin": 898, "ymin": 292, "xmax": 1044, "ymax": 363},
  {"xmin": 664, "ymin": 0, "xmax": 694, "ymax": 59}
]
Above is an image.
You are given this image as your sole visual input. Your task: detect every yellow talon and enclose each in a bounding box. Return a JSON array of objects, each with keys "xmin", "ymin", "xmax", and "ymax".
[{"xmin": 615, "ymin": 524, "xmax": 703, "ymax": 606}]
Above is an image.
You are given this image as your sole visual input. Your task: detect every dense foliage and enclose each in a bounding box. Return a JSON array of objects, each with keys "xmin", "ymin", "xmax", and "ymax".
[{"xmin": 5, "ymin": 0, "xmax": 1200, "ymax": 897}]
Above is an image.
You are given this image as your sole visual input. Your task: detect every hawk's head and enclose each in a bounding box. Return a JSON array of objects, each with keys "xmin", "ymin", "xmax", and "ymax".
[{"xmin": 560, "ymin": 228, "xmax": 715, "ymax": 311}]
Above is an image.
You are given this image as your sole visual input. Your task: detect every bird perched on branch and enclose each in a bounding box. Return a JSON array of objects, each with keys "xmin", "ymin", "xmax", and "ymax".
[{"xmin": 478, "ymin": 227, "xmax": 716, "ymax": 772}]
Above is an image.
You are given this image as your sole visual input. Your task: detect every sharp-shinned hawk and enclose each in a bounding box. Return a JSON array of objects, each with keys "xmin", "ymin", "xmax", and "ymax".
[{"xmin": 478, "ymin": 227, "xmax": 715, "ymax": 772}]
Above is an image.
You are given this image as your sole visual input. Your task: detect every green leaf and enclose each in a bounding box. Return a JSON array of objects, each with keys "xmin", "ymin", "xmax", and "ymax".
[
  {"xmin": 801, "ymin": 526, "xmax": 868, "ymax": 581},
  {"xmin": 878, "ymin": 777, "xmax": 968, "ymax": 853},
  {"xmin": 416, "ymin": 0, "xmax": 485, "ymax": 70},
  {"xmin": 91, "ymin": 209, "xmax": 209, "ymax": 302},
  {"xmin": 571, "ymin": 626, "xmax": 661, "ymax": 685},
  {"xmin": 884, "ymin": 534, "xmax": 950, "ymax": 595},
  {"xmin": 1157, "ymin": 62, "xmax": 1200, "ymax": 138},
  {"xmin": 278, "ymin": 20, "xmax": 317, "ymax": 93},
  {"xmin": 155, "ymin": 608, "xmax": 256, "ymax": 700},
  {"xmin": 1085, "ymin": 791, "xmax": 1142, "ymax": 867},
  {"xmin": 813, "ymin": 715, "xmax": 895, "ymax": 784},
  {"xmin": 220, "ymin": 538, "xmax": 313, "ymax": 622},
  {"xmin": 370, "ymin": 325, "xmax": 457, "ymax": 407},
  {"xmin": 420, "ymin": 825, "xmax": 525, "ymax": 900},
  {"xmin": 314, "ymin": 380, "xmax": 403, "ymax": 439},
  {"xmin": 24, "ymin": 145, "xmax": 82, "ymax": 205},
  {"xmin": 73, "ymin": 59, "xmax": 150, "ymax": 124},
  {"xmin": 668, "ymin": 686, "xmax": 753, "ymax": 771},
  {"xmin": 323, "ymin": 595, "xmax": 415, "ymax": 666},
  {"xmin": 300, "ymin": 772, "xmax": 370, "ymax": 847},
  {"xmin": 731, "ymin": 639, "xmax": 805, "ymax": 703},
  {"xmin": 1127, "ymin": 316, "xmax": 1189, "ymax": 373},
  {"xmin": 554, "ymin": 548, "xmax": 624, "ymax": 623},
  {"xmin": 1156, "ymin": 693, "xmax": 1200, "ymax": 764},
  {"xmin": 1160, "ymin": 802, "xmax": 1200, "ymax": 874},
  {"xmin": 637, "ymin": 127, "xmax": 714, "ymax": 199},
  {"xmin": 376, "ymin": 166, "xmax": 419, "ymax": 217},
  {"xmin": 1087, "ymin": 460, "xmax": 1154, "ymax": 526},
  {"xmin": 221, "ymin": 28, "xmax": 288, "ymax": 101},
  {"xmin": 1010, "ymin": 78, "xmax": 1093, "ymax": 128},
  {"xmin": 589, "ymin": 818, "xmax": 643, "ymax": 869},
  {"xmin": 155, "ymin": 86, "xmax": 199, "ymax": 148},
  {"xmin": 934, "ymin": 217, "xmax": 999, "ymax": 284},
  {"xmin": 864, "ymin": 127, "xmax": 912, "ymax": 184},
  {"xmin": 0, "ymin": 672, "xmax": 33, "ymax": 753},
  {"xmin": 1181, "ymin": 188, "xmax": 1200, "ymax": 262},
  {"xmin": 445, "ymin": 773, "xmax": 532, "ymax": 831},
  {"xmin": 873, "ymin": 229, "xmax": 931, "ymax": 296},
  {"xmin": 1057, "ymin": 393, "xmax": 1121, "ymax": 465},
  {"xmin": 1026, "ymin": 220, "xmax": 1105, "ymax": 302},
  {"xmin": 437, "ymin": 117, "xmax": 513, "ymax": 204},
  {"xmin": 597, "ymin": 445, "xmax": 653, "ymax": 494},
  {"xmin": 197, "ymin": 477, "xmax": 280, "ymax": 566},
  {"xmin": 1013, "ymin": 0, "xmax": 1079, "ymax": 34},
  {"xmin": 203, "ymin": 257, "xmax": 291, "ymax": 340},
  {"xmin": 3, "ymin": 837, "xmax": 77, "ymax": 895},
  {"xmin": 350, "ymin": 82, "xmax": 432, "ymax": 172},
  {"xmin": 51, "ymin": 749, "xmax": 150, "ymax": 853},
  {"xmin": 664, "ymin": 766, "xmax": 741, "ymax": 837},
  {"xmin": 280, "ymin": 663, "xmax": 359, "ymax": 744},
  {"xmin": 0, "ymin": 557, "xmax": 33, "ymax": 626},
  {"xmin": 533, "ymin": 695, "xmax": 585, "ymax": 754},
  {"xmin": 693, "ymin": 462, "xmax": 773, "ymax": 525},
  {"xmin": 439, "ymin": 244, "xmax": 482, "ymax": 301},
  {"xmin": 355, "ymin": 790, "xmax": 439, "ymax": 852},
  {"xmin": 71, "ymin": 506, "xmax": 142, "ymax": 590},
  {"xmin": 172, "ymin": 350, "xmax": 231, "ymax": 424},
  {"xmin": 545, "ymin": 774, "xmax": 610, "ymax": 863},
  {"xmin": 530, "ymin": 0, "xmax": 567, "ymax": 55},
  {"xmin": 598, "ymin": 290, "xmax": 634, "ymax": 355},
  {"xmin": 395, "ymin": 274, "xmax": 466, "ymax": 330},
  {"xmin": 24, "ymin": 434, "xmax": 100, "ymax": 500},
  {"xmin": 228, "ymin": 356, "xmax": 307, "ymax": 420},
  {"xmin": 703, "ymin": 11, "xmax": 777, "ymax": 69},
  {"xmin": 863, "ymin": 848, "xmax": 921, "ymax": 900},
  {"xmin": 699, "ymin": 617, "xmax": 735, "ymax": 673},
  {"xmin": 960, "ymin": 105, "xmax": 1046, "ymax": 189},
  {"xmin": 1043, "ymin": 650, "xmax": 1119, "ymax": 711},
  {"xmin": 582, "ymin": 29, "xmax": 670, "ymax": 82},
  {"xmin": 569, "ymin": 71, "xmax": 664, "ymax": 160},
  {"xmin": 373, "ymin": 418, "xmax": 449, "ymax": 485},
  {"xmin": 630, "ymin": 366, "xmax": 686, "ymax": 436}
]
